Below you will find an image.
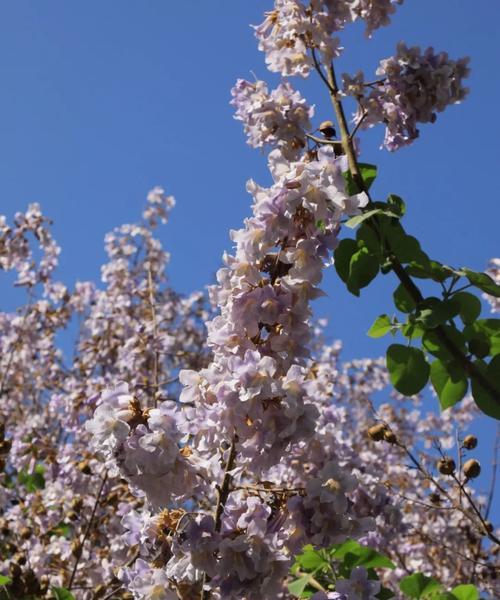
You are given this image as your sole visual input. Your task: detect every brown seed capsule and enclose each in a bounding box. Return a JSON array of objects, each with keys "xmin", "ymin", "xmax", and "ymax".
[
  {"xmin": 383, "ymin": 430, "xmax": 397, "ymax": 444},
  {"xmin": 70, "ymin": 497, "xmax": 83, "ymax": 512},
  {"xmin": 20, "ymin": 527, "xmax": 31, "ymax": 540},
  {"xmin": 483, "ymin": 521, "xmax": 493, "ymax": 534},
  {"xmin": 463, "ymin": 435, "xmax": 478, "ymax": 450},
  {"xmin": 0, "ymin": 439, "xmax": 12, "ymax": 454},
  {"xmin": 78, "ymin": 460, "xmax": 91, "ymax": 475},
  {"xmin": 367, "ymin": 423, "xmax": 387, "ymax": 442},
  {"xmin": 437, "ymin": 457, "xmax": 456, "ymax": 475},
  {"xmin": 9, "ymin": 562, "xmax": 22, "ymax": 578},
  {"xmin": 429, "ymin": 492, "xmax": 440, "ymax": 505},
  {"xmin": 319, "ymin": 120, "xmax": 336, "ymax": 139},
  {"xmin": 463, "ymin": 458, "xmax": 481, "ymax": 479}
]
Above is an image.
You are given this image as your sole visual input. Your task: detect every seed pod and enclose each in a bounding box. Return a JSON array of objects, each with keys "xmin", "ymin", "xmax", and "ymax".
[
  {"xmin": 483, "ymin": 521, "xmax": 493, "ymax": 534},
  {"xmin": 70, "ymin": 497, "xmax": 83, "ymax": 512},
  {"xmin": 0, "ymin": 439, "xmax": 12, "ymax": 454},
  {"xmin": 437, "ymin": 457, "xmax": 456, "ymax": 475},
  {"xmin": 319, "ymin": 120, "xmax": 336, "ymax": 138},
  {"xmin": 367, "ymin": 423, "xmax": 387, "ymax": 442},
  {"xmin": 463, "ymin": 458, "xmax": 481, "ymax": 479},
  {"xmin": 71, "ymin": 539, "xmax": 82, "ymax": 558},
  {"xmin": 463, "ymin": 435, "xmax": 478, "ymax": 450},
  {"xmin": 20, "ymin": 527, "xmax": 31, "ymax": 540},
  {"xmin": 383, "ymin": 430, "xmax": 397, "ymax": 444},
  {"xmin": 429, "ymin": 492, "xmax": 440, "ymax": 505},
  {"xmin": 78, "ymin": 460, "xmax": 91, "ymax": 475},
  {"xmin": 9, "ymin": 562, "xmax": 22, "ymax": 579}
]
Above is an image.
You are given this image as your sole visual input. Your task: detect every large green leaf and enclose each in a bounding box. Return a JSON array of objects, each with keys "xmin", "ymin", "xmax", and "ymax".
[
  {"xmin": 386, "ymin": 345, "xmax": 430, "ymax": 396},
  {"xmin": 471, "ymin": 356, "xmax": 500, "ymax": 420},
  {"xmin": 288, "ymin": 575, "xmax": 314, "ymax": 598},
  {"xmin": 334, "ymin": 239, "xmax": 358, "ymax": 283},
  {"xmin": 430, "ymin": 359, "xmax": 468, "ymax": 409},
  {"xmin": 399, "ymin": 573, "xmax": 441, "ymax": 599},
  {"xmin": 449, "ymin": 584, "xmax": 479, "ymax": 600},
  {"xmin": 347, "ymin": 247, "xmax": 380, "ymax": 296},
  {"xmin": 453, "ymin": 292, "xmax": 481, "ymax": 325},
  {"xmin": 393, "ymin": 284, "xmax": 416, "ymax": 313},
  {"xmin": 0, "ymin": 576, "xmax": 11, "ymax": 586},
  {"xmin": 464, "ymin": 269, "xmax": 500, "ymax": 297}
]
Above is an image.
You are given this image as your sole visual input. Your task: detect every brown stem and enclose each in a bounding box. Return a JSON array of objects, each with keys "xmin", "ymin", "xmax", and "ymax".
[
  {"xmin": 68, "ymin": 470, "xmax": 108, "ymax": 590},
  {"xmin": 201, "ymin": 437, "xmax": 237, "ymax": 600},
  {"xmin": 147, "ymin": 267, "xmax": 160, "ymax": 408}
]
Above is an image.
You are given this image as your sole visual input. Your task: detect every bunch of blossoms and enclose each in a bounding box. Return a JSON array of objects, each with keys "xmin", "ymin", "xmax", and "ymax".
[
  {"xmin": 485, "ymin": 258, "xmax": 500, "ymax": 313},
  {"xmin": 0, "ymin": 191, "xmax": 210, "ymax": 599},
  {"xmin": 342, "ymin": 43, "xmax": 470, "ymax": 150},
  {"xmin": 88, "ymin": 145, "xmax": 370, "ymax": 598},
  {"xmin": 85, "ymin": 2, "xmax": 491, "ymax": 599},
  {"xmin": 231, "ymin": 79, "xmax": 313, "ymax": 160},
  {"xmin": 254, "ymin": 0, "xmax": 404, "ymax": 77}
]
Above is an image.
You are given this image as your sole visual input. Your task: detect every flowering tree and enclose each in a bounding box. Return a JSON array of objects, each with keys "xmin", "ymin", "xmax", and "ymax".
[{"xmin": 0, "ymin": 2, "xmax": 499, "ymax": 600}]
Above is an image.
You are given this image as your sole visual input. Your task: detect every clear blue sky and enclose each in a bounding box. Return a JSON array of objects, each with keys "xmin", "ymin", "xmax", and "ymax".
[{"xmin": 0, "ymin": 2, "xmax": 498, "ymax": 513}]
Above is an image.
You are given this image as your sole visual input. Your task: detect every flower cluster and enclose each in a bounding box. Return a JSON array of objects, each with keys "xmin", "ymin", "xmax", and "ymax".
[
  {"xmin": 343, "ymin": 43, "xmax": 470, "ymax": 150},
  {"xmin": 254, "ymin": 0, "xmax": 404, "ymax": 77},
  {"xmin": 231, "ymin": 79, "xmax": 313, "ymax": 159}
]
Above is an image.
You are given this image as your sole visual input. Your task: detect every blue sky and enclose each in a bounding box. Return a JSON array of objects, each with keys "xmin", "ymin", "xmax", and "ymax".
[{"xmin": 0, "ymin": 2, "xmax": 499, "ymax": 513}]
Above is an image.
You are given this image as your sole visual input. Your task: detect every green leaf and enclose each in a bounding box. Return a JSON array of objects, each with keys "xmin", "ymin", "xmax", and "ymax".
[
  {"xmin": 345, "ymin": 208, "xmax": 383, "ymax": 229},
  {"xmin": 288, "ymin": 575, "xmax": 314, "ymax": 598},
  {"xmin": 377, "ymin": 587, "xmax": 396, "ymax": 600},
  {"xmin": 467, "ymin": 333, "xmax": 490, "ymax": 359},
  {"xmin": 18, "ymin": 463, "xmax": 46, "ymax": 492},
  {"xmin": 471, "ymin": 356, "xmax": 500, "ymax": 420},
  {"xmin": 402, "ymin": 321, "xmax": 425, "ymax": 339},
  {"xmin": 359, "ymin": 163, "xmax": 378, "ymax": 189},
  {"xmin": 334, "ymin": 239, "xmax": 358, "ymax": 284},
  {"xmin": 415, "ymin": 298, "xmax": 460, "ymax": 329},
  {"xmin": 387, "ymin": 194, "xmax": 406, "ymax": 216},
  {"xmin": 422, "ymin": 326, "xmax": 467, "ymax": 361},
  {"xmin": 0, "ymin": 576, "xmax": 11, "ymax": 586},
  {"xmin": 392, "ymin": 236, "xmax": 422, "ymax": 264},
  {"xmin": 294, "ymin": 545, "xmax": 327, "ymax": 571},
  {"xmin": 453, "ymin": 292, "xmax": 482, "ymax": 325},
  {"xmin": 52, "ymin": 588, "xmax": 76, "ymax": 600},
  {"xmin": 464, "ymin": 269, "xmax": 500, "ymax": 297},
  {"xmin": 430, "ymin": 360, "xmax": 468, "ymax": 410},
  {"xmin": 471, "ymin": 319, "xmax": 500, "ymax": 355},
  {"xmin": 356, "ymin": 223, "xmax": 382, "ymax": 258},
  {"xmin": 386, "ymin": 345, "xmax": 430, "ymax": 396},
  {"xmin": 348, "ymin": 247, "xmax": 379, "ymax": 296},
  {"xmin": 368, "ymin": 315, "xmax": 393, "ymax": 338},
  {"xmin": 449, "ymin": 585, "xmax": 479, "ymax": 600},
  {"xmin": 393, "ymin": 284, "xmax": 417, "ymax": 313},
  {"xmin": 399, "ymin": 573, "xmax": 441, "ymax": 599},
  {"xmin": 330, "ymin": 539, "xmax": 395, "ymax": 569}
]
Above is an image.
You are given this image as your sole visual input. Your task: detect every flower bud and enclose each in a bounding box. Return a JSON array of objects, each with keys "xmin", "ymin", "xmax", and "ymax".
[
  {"xmin": 437, "ymin": 457, "xmax": 456, "ymax": 475},
  {"xmin": 463, "ymin": 458, "xmax": 481, "ymax": 479},
  {"xmin": 367, "ymin": 423, "xmax": 386, "ymax": 442},
  {"xmin": 319, "ymin": 120, "xmax": 336, "ymax": 138},
  {"xmin": 463, "ymin": 435, "xmax": 478, "ymax": 450}
]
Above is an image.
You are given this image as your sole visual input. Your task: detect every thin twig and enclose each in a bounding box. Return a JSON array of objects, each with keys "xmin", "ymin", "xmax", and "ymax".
[
  {"xmin": 201, "ymin": 437, "xmax": 237, "ymax": 600},
  {"xmin": 147, "ymin": 267, "xmax": 160, "ymax": 408},
  {"xmin": 68, "ymin": 471, "xmax": 108, "ymax": 590},
  {"xmin": 486, "ymin": 423, "xmax": 500, "ymax": 519}
]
